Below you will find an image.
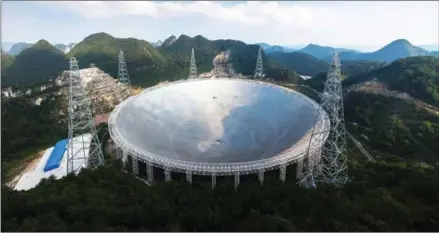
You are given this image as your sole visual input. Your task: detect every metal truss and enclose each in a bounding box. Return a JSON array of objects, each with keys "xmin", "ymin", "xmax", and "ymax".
[
  {"xmin": 254, "ymin": 47, "xmax": 265, "ymax": 79},
  {"xmin": 300, "ymin": 52, "xmax": 348, "ymax": 188},
  {"xmin": 67, "ymin": 57, "xmax": 105, "ymax": 174},
  {"xmin": 116, "ymin": 50, "xmax": 132, "ymax": 104},
  {"xmin": 189, "ymin": 48, "xmax": 198, "ymax": 79}
]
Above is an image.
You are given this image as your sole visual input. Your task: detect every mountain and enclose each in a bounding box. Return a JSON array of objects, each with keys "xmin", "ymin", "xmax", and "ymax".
[
  {"xmin": 305, "ymin": 60, "xmax": 387, "ymax": 92},
  {"xmin": 257, "ymin": 43, "xmax": 295, "ymax": 54},
  {"xmin": 68, "ymin": 32, "xmax": 167, "ymax": 86},
  {"xmin": 418, "ymin": 44, "xmax": 439, "ymax": 51},
  {"xmin": 150, "ymin": 40, "xmax": 163, "ymax": 47},
  {"xmin": 4, "ymin": 35, "xmax": 439, "ymax": 232},
  {"xmin": 329, "ymin": 39, "xmax": 431, "ymax": 63},
  {"xmin": 429, "ymin": 51, "xmax": 439, "ymax": 57},
  {"xmin": 1, "ymin": 42, "xmax": 15, "ymax": 53},
  {"xmin": 268, "ymin": 52, "xmax": 329, "ymax": 76},
  {"xmin": 8, "ymin": 42, "xmax": 33, "ymax": 56},
  {"xmin": 344, "ymin": 56, "xmax": 439, "ymax": 107},
  {"xmin": 1, "ymin": 51, "xmax": 14, "ymax": 81},
  {"xmin": 159, "ymin": 34, "xmax": 278, "ymax": 78},
  {"xmin": 54, "ymin": 43, "xmax": 76, "ymax": 54},
  {"xmin": 2, "ymin": 40, "xmax": 68, "ymax": 86},
  {"xmin": 297, "ymin": 44, "xmax": 358, "ymax": 59},
  {"xmin": 54, "ymin": 44, "xmax": 67, "ymax": 52},
  {"xmin": 161, "ymin": 35, "xmax": 177, "ymax": 47},
  {"xmin": 3, "ymin": 32, "xmax": 283, "ymax": 87},
  {"xmin": 359, "ymin": 39, "xmax": 429, "ymax": 62}
]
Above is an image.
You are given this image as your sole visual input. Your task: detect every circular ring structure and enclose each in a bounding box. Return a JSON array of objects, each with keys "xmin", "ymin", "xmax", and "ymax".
[{"xmin": 108, "ymin": 78, "xmax": 330, "ymax": 176}]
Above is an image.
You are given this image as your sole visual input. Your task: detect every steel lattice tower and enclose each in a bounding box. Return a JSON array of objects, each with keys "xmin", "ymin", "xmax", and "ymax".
[
  {"xmin": 67, "ymin": 57, "xmax": 105, "ymax": 174},
  {"xmin": 189, "ymin": 48, "xmax": 197, "ymax": 79},
  {"xmin": 254, "ymin": 47, "xmax": 264, "ymax": 79},
  {"xmin": 298, "ymin": 52, "xmax": 348, "ymax": 188},
  {"xmin": 116, "ymin": 50, "xmax": 132, "ymax": 103},
  {"xmin": 319, "ymin": 52, "xmax": 348, "ymax": 186}
]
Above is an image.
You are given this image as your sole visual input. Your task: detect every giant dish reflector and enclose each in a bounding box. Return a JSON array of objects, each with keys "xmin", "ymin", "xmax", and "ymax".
[{"xmin": 109, "ymin": 78, "xmax": 329, "ymax": 175}]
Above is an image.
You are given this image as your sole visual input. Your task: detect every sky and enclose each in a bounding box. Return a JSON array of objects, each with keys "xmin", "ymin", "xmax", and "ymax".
[{"xmin": 2, "ymin": 1, "xmax": 438, "ymax": 52}]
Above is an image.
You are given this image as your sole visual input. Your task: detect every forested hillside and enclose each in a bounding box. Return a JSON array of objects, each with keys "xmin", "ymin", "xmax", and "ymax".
[
  {"xmin": 320, "ymin": 39, "xmax": 433, "ymax": 63},
  {"xmin": 2, "ymin": 40, "xmax": 68, "ymax": 87},
  {"xmin": 268, "ymin": 52, "xmax": 329, "ymax": 76},
  {"xmin": 297, "ymin": 44, "xmax": 357, "ymax": 60},
  {"xmin": 8, "ymin": 42, "xmax": 33, "ymax": 56},
  {"xmin": 345, "ymin": 92, "xmax": 439, "ymax": 162},
  {"xmin": 68, "ymin": 32, "xmax": 168, "ymax": 86},
  {"xmin": 305, "ymin": 60, "xmax": 388, "ymax": 92},
  {"xmin": 158, "ymin": 34, "xmax": 276, "ymax": 78},
  {"xmin": 2, "ymin": 157, "xmax": 439, "ymax": 231},
  {"xmin": 344, "ymin": 56, "xmax": 439, "ymax": 107},
  {"xmin": 1, "ymin": 51, "xmax": 14, "ymax": 81},
  {"xmin": 3, "ymin": 85, "xmax": 439, "ymax": 231},
  {"xmin": 1, "ymin": 92, "xmax": 66, "ymax": 181},
  {"xmin": 2, "ymin": 33, "xmax": 439, "ymax": 232},
  {"xmin": 2, "ymin": 33, "xmax": 279, "ymax": 88}
]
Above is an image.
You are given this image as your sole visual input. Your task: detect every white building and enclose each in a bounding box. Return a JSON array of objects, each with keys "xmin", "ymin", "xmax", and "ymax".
[{"xmin": 13, "ymin": 134, "xmax": 93, "ymax": 191}]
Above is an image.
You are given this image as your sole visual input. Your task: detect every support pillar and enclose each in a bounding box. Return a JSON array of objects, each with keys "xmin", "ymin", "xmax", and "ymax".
[
  {"xmin": 280, "ymin": 163, "xmax": 287, "ymax": 183},
  {"xmin": 211, "ymin": 174, "xmax": 216, "ymax": 189},
  {"xmin": 186, "ymin": 171, "xmax": 192, "ymax": 184},
  {"xmin": 258, "ymin": 169, "xmax": 265, "ymax": 185},
  {"xmin": 296, "ymin": 158, "xmax": 304, "ymax": 179},
  {"xmin": 234, "ymin": 172, "xmax": 240, "ymax": 189},
  {"xmin": 116, "ymin": 147, "xmax": 123, "ymax": 159},
  {"xmin": 146, "ymin": 163, "xmax": 154, "ymax": 183},
  {"xmin": 164, "ymin": 169, "xmax": 171, "ymax": 182},
  {"xmin": 122, "ymin": 150, "xmax": 129, "ymax": 167},
  {"xmin": 131, "ymin": 156, "xmax": 139, "ymax": 174}
]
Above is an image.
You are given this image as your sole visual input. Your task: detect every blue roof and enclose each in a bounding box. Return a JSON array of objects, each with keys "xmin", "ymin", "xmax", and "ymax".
[{"xmin": 44, "ymin": 139, "xmax": 68, "ymax": 172}]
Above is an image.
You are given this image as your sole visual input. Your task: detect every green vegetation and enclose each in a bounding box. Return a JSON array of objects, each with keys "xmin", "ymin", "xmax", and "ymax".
[
  {"xmin": 344, "ymin": 56, "xmax": 439, "ymax": 107},
  {"xmin": 68, "ymin": 32, "xmax": 168, "ymax": 87},
  {"xmin": 1, "ymin": 93, "xmax": 66, "ymax": 181},
  {"xmin": 341, "ymin": 60, "xmax": 387, "ymax": 77},
  {"xmin": 2, "ymin": 153, "xmax": 439, "ymax": 231},
  {"xmin": 2, "ymin": 40, "xmax": 68, "ymax": 87},
  {"xmin": 3, "ymin": 67, "xmax": 439, "ymax": 231},
  {"xmin": 70, "ymin": 33, "xmax": 278, "ymax": 87},
  {"xmin": 8, "ymin": 42, "xmax": 33, "ymax": 56},
  {"xmin": 2, "ymin": 34, "xmax": 439, "ymax": 231},
  {"xmin": 297, "ymin": 44, "xmax": 357, "ymax": 60},
  {"xmin": 1, "ymin": 51, "xmax": 14, "ymax": 81},
  {"xmin": 265, "ymin": 68, "xmax": 305, "ymax": 84},
  {"xmin": 268, "ymin": 52, "xmax": 329, "ymax": 76},
  {"xmin": 345, "ymin": 92, "xmax": 439, "ymax": 163},
  {"xmin": 325, "ymin": 39, "xmax": 431, "ymax": 63},
  {"xmin": 2, "ymin": 33, "xmax": 280, "ymax": 88},
  {"xmin": 354, "ymin": 39, "xmax": 430, "ymax": 63},
  {"xmin": 306, "ymin": 57, "xmax": 439, "ymax": 107},
  {"xmin": 304, "ymin": 60, "xmax": 385, "ymax": 93},
  {"xmin": 158, "ymin": 35, "xmax": 277, "ymax": 79}
]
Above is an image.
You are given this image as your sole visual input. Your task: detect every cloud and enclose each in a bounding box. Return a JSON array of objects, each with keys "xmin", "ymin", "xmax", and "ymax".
[
  {"xmin": 35, "ymin": 1, "xmax": 337, "ymax": 28},
  {"xmin": 3, "ymin": 1, "xmax": 439, "ymax": 49}
]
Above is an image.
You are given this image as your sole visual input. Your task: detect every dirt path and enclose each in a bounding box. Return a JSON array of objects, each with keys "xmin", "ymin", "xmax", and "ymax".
[{"xmin": 6, "ymin": 149, "xmax": 46, "ymax": 189}]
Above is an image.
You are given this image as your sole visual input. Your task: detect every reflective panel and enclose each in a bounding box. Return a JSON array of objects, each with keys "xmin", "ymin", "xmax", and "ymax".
[{"xmin": 114, "ymin": 79, "xmax": 325, "ymax": 164}]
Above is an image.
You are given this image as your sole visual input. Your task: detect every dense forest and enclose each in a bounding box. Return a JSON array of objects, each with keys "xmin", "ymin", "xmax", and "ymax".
[
  {"xmin": 2, "ymin": 40, "xmax": 68, "ymax": 87},
  {"xmin": 1, "ymin": 93, "xmax": 67, "ymax": 182},
  {"xmin": 2, "ymin": 138, "xmax": 439, "ymax": 231},
  {"xmin": 344, "ymin": 92, "xmax": 439, "ymax": 162},
  {"xmin": 268, "ymin": 51, "xmax": 330, "ymax": 76},
  {"xmin": 306, "ymin": 56, "xmax": 439, "ymax": 104},
  {"xmin": 3, "ymin": 82, "xmax": 439, "ymax": 231},
  {"xmin": 2, "ymin": 33, "xmax": 298, "ymax": 88}
]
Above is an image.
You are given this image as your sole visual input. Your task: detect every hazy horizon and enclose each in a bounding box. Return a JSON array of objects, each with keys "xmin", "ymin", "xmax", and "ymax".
[{"xmin": 2, "ymin": 1, "xmax": 438, "ymax": 52}]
